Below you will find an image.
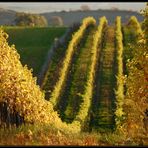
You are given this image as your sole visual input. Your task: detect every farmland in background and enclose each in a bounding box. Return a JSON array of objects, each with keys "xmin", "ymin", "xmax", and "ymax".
[{"xmin": 3, "ymin": 27, "xmax": 67, "ymax": 76}]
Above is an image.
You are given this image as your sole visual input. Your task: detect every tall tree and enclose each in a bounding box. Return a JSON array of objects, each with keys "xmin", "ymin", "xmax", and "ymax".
[
  {"xmin": 15, "ymin": 12, "xmax": 48, "ymax": 27},
  {"xmin": 121, "ymin": 3, "xmax": 148, "ymax": 141},
  {"xmin": 80, "ymin": 5, "xmax": 91, "ymax": 11},
  {"xmin": 50, "ymin": 16, "xmax": 63, "ymax": 26}
]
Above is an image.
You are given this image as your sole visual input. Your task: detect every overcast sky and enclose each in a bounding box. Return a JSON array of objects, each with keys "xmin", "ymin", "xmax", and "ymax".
[{"xmin": 0, "ymin": 2, "xmax": 146, "ymax": 13}]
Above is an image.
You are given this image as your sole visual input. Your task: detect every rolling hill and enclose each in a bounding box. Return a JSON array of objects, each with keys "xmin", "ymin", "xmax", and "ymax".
[{"xmin": 0, "ymin": 8, "xmax": 144, "ymax": 26}]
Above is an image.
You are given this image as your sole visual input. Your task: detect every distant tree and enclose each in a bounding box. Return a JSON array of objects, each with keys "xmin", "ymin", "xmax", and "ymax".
[
  {"xmin": 15, "ymin": 12, "xmax": 48, "ymax": 27},
  {"xmin": 111, "ymin": 7, "xmax": 119, "ymax": 11},
  {"xmin": 69, "ymin": 8, "xmax": 72, "ymax": 12},
  {"xmin": 80, "ymin": 5, "xmax": 91, "ymax": 11},
  {"xmin": 61, "ymin": 10, "xmax": 66, "ymax": 13},
  {"xmin": 128, "ymin": 9, "xmax": 133, "ymax": 12},
  {"xmin": 50, "ymin": 16, "xmax": 63, "ymax": 26}
]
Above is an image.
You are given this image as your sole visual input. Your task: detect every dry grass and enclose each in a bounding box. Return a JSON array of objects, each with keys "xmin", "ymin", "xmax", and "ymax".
[{"xmin": 0, "ymin": 123, "xmax": 146, "ymax": 146}]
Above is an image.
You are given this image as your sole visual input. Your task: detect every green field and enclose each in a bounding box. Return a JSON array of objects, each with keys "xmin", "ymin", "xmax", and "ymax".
[{"xmin": 4, "ymin": 26, "xmax": 67, "ymax": 77}]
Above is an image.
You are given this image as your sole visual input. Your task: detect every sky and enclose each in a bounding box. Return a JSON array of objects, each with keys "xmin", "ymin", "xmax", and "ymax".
[{"xmin": 0, "ymin": 2, "xmax": 146, "ymax": 13}]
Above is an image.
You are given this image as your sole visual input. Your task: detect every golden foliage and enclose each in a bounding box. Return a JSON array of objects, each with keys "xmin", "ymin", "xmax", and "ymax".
[
  {"xmin": 114, "ymin": 16, "xmax": 125, "ymax": 127},
  {"xmin": 49, "ymin": 17, "xmax": 96, "ymax": 107}
]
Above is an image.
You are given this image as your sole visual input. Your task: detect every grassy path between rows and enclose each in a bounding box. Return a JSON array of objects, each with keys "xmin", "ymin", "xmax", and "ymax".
[
  {"xmin": 41, "ymin": 27, "xmax": 79, "ymax": 100},
  {"xmin": 90, "ymin": 26, "xmax": 116, "ymax": 132},
  {"xmin": 56, "ymin": 26, "xmax": 96, "ymax": 123}
]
